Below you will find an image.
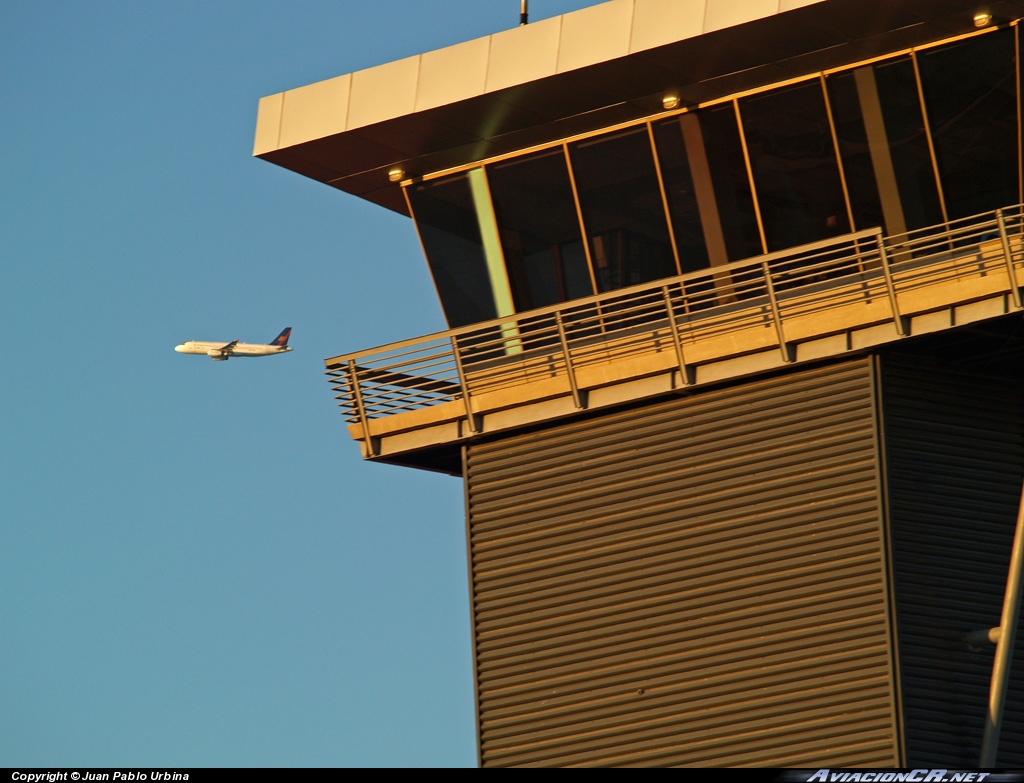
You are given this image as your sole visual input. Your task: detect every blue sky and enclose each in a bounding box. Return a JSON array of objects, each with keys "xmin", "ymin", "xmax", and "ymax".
[{"xmin": 2, "ymin": 0, "xmax": 596, "ymax": 767}]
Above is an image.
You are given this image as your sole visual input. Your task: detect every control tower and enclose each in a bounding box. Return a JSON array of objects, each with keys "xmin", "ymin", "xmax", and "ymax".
[{"xmin": 255, "ymin": 0, "xmax": 1024, "ymax": 766}]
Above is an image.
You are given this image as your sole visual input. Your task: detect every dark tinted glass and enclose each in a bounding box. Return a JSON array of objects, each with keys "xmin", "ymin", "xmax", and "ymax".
[
  {"xmin": 740, "ymin": 81, "xmax": 851, "ymax": 251},
  {"xmin": 407, "ymin": 173, "xmax": 498, "ymax": 327},
  {"xmin": 699, "ymin": 104, "xmax": 764, "ymax": 260},
  {"xmin": 570, "ymin": 127, "xmax": 676, "ymax": 292},
  {"xmin": 918, "ymin": 28, "xmax": 1019, "ymax": 219},
  {"xmin": 875, "ymin": 57, "xmax": 943, "ymax": 230},
  {"xmin": 652, "ymin": 117, "xmax": 711, "ymax": 273},
  {"xmin": 487, "ymin": 149, "xmax": 593, "ymax": 311},
  {"xmin": 825, "ymin": 71, "xmax": 886, "ymax": 232}
]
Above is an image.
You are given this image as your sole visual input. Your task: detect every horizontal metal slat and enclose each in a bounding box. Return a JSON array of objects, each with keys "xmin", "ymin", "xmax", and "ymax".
[
  {"xmin": 475, "ymin": 584, "xmax": 888, "ymax": 685},
  {"xmin": 479, "ymin": 642, "xmax": 892, "ymax": 722},
  {"xmin": 468, "ymin": 363, "xmax": 875, "ymax": 474},
  {"xmin": 470, "ymin": 492, "xmax": 883, "ymax": 591},
  {"xmin": 485, "ymin": 698, "xmax": 896, "ymax": 767},
  {"xmin": 474, "ymin": 573, "xmax": 888, "ymax": 672},
  {"xmin": 478, "ymin": 626, "xmax": 893, "ymax": 715},
  {"xmin": 473, "ymin": 538, "xmax": 887, "ymax": 631},
  {"xmin": 481, "ymin": 686, "xmax": 895, "ymax": 763},
  {"xmin": 473, "ymin": 452, "xmax": 879, "ymax": 539},
  {"xmin": 470, "ymin": 418, "xmax": 877, "ymax": 514},
  {"xmin": 468, "ymin": 357, "xmax": 895, "ymax": 766},
  {"xmin": 880, "ymin": 353, "xmax": 1024, "ymax": 765},
  {"xmin": 473, "ymin": 511, "xmax": 885, "ymax": 610}
]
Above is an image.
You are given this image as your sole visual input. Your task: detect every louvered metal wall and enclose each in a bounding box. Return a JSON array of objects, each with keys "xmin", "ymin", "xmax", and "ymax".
[
  {"xmin": 465, "ymin": 359, "xmax": 901, "ymax": 767},
  {"xmin": 880, "ymin": 354, "xmax": 1024, "ymax": 766}
]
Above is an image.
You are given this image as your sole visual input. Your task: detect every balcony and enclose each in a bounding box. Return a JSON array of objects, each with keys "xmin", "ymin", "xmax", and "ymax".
[{"xmin": 326, "ymin": 206, "xmax": 1024, "ymax": 464}]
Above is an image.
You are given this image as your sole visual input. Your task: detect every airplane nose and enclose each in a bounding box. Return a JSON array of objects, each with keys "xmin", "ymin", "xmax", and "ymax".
[{"xmin": 174, "ymin": 344, "xmax": 185, "ymax": 352}]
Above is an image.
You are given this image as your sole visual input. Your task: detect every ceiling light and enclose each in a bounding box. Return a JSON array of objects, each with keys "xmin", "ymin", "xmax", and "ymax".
[
  {"xmin": 974, "ymin": 11, "xmax": 993, "ymax": 27},
  {"xmin": 662, "ymin": 95, "xmax": 680, "ymax": 110},
  {"xmin": 388, "ymin": 167, "xmax": 406, "ymax": 183}
]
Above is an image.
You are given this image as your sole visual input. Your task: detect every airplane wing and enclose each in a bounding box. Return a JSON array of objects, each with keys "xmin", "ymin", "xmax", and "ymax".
[{"xmin": 219, "ymin": 339, "xmax": 239, "ymax": 355}]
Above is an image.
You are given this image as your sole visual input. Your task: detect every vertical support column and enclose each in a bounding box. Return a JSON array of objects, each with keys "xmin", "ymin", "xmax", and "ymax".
[
  {"xmin": 1016, "ymin": 23, "xmax": 1022, "ymax": 208},
  {"xmin": 662, "ymin": 284, "xmax": 693, "ymax": 386},
  {"xmin": 564, "ymin": 144, "xmax": 605, "ymax": 334},
  {"xmin": 877, "ymin": 231, "xmax": 906, "ymax": 335},
  {"xmin": 468, "ymin": 167, "xmax": 522, "ymax": 356},
  {"xmin": 679, "ymin": 112, "xmax": 730, "ymax": 270},
  {"xmin": 854, "ymin": 66, "xmax": 908, "ymax": 239},
  {"xmin": 678, "ymin": 112, "xmax": 740, "ymax": 307},
  {"xmin": 648, "ymin": 122, "xmax": 684, "ymax": 277},
  {"xmin": 348, "ymin": 359, "xmax": 375, "ymax": 458},
  {"xmin": 997, "ymin": 209, "xmax": 1023, "ymax": 309},
  {"xmin": 564, "ymin": 144, "xmax": 600, "ymax": 298},
  {"xmin": 979, "ymin": 476, "xmax": 1024, "ymax": 766},
  {"xmin": 821, "ymin": 73, "xmax": 858, "ymax": 237},
  {"xmin": 911, "ymin": 51, "xmax": 949, "ymax": 226},
  {"xmin": 451, "ymin": 334, "xmax": 477, "ymax": 434},
  {"xmin": 556, "ymin": 311, "xmax": 583, "ymax": 409},
  {"xmin": 734, "ymin": 100, "xmax": 768, "ymax": 255},
  {"xmin": 762, "ymin": 260, "xmax": 791, "ymax": 362}
]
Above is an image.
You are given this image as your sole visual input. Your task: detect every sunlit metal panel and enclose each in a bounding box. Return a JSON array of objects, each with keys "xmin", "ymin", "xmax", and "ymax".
[{"xmin": 466, "ymin": 359, "xmax": 899, "ymax": 766}]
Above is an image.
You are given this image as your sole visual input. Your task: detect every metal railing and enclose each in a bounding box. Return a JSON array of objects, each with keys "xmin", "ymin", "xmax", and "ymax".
[{"xmin": 327, "ymin": 205, "xmax": 1024, "ymax": 444}]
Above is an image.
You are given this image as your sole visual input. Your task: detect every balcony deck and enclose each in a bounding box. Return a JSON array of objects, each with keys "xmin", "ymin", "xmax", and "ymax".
[{"xmin": 326, "ymin": 206, "xmax": 1024, "ymax": 466}]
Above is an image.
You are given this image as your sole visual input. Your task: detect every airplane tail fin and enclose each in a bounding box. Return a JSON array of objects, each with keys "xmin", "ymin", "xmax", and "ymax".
[{"xmin": 270, "ymin": 327, "xmax": 292, "ymax": 347}]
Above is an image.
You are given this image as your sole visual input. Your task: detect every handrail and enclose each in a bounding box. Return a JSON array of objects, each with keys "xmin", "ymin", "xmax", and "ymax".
[
  {"xmin": 324, "ymin": 227, "xmax": 883, "ymax": 367},
  {"xmin": 327, "ymin": 204, "xmax": 1024, "ymax": 433}
]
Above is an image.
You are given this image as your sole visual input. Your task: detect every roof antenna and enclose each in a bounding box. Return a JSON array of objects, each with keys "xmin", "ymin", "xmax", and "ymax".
[{"xmin": 520, "ymin": 0, "xmax": 528, "ymax": 25}]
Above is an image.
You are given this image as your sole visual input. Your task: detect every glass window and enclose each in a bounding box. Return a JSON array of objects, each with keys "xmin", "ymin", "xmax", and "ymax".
[
  {"xmin": 917, "ymin": 28, "xmax": 1019, "ymax": 220},
  {"xmin": 487, "ymin": 149, "xmax": 593, "ymax": 311},
  {"xmin": 825, "ymin": 57, "xmax": 944, "ymax": 235},
  {"xmin": 739, "ymin": 81, "xmax": 851, "ymax": 251},
  {"xmin": 825, "ymin": 71, "xmax": 886, "ymax": 233},
  {"xmin": 407, "ymin": 170, "xmax": 513, "ymax": 328},
  {"xmin": 652, "ymin": 116, "xmax": 712, "ymax": 273},
  {"xmin": 874, "ymin": 57, "xmax": 944, "ymax": 231},
  {"xmin": 569, "ymin": 127, "xmax": 677, "ymax": 292},
  {"xmin": 698, "ymin": 104, "xmax": 764, "ymax": 261},
  {"xmin": 407, "ymin": 29, "xmax": 1024, "ymax": 320}
]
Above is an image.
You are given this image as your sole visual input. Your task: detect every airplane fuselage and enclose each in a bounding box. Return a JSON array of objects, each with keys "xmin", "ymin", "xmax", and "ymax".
[
  {"xmin": 175, "ymin": 341, "xmax": 292, "ymax": 359},
  {"xmin": 175, "ymin": 327, "xmax": 292, "ymax": 361}
]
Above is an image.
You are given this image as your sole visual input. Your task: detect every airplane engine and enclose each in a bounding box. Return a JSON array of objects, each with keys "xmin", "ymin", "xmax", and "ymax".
[{"xmin": 208, "ymin": 350, "xmax": 229, "ymax": 360}]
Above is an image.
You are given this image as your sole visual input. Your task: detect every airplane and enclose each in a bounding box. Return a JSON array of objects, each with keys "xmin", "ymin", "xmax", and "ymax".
[{"xmin": 175, "ymin": 327, "xmax": 293, "ymax": 361}]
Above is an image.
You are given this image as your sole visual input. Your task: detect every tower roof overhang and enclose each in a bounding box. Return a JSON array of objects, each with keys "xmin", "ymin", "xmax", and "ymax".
[{"xmin": 253, "ymin": 0, "xmax": 1024, "ymax": 215}]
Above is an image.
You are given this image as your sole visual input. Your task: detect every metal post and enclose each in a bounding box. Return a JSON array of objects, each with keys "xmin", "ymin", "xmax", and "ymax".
[
  {"xmin": 662, "ymin": 284, "xmax": 692, "ymax": 386},
  {"xmin": 555, "ymin": 311, "xmax": 583, "ymax": 409},
  {"xmin": 520, "ymin": 0, "xmax": 528, "ymax": 25},
  {"xmin": 996, "ymin": 209, "xmax": 1022, "ymax": 310},
  {"xmin": 348, "ymin": 359, "xmax": 376, "ymax": 458},
  {"xmin": 877, "ymin": 230, "xmax": 906, "ymax": 336},
  {"xmin": 450, "ymin": 335, "xmax": 477, "ymax": 434},
  {"xmin": 979, "ymin": 475, "xmax": 1024, "ymax": 766},
  {"xmin": 761, "ymin": 260, "xmax": 791, "ymax": 362}
]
